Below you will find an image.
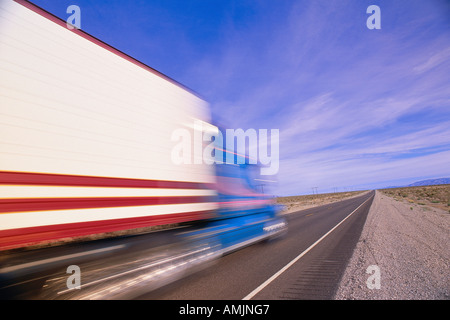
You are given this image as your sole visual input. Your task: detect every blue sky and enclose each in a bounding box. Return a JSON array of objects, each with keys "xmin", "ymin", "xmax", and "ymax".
[{"xmin": 31, "ymin": 0, "xmax": 450, "ymax": 196}]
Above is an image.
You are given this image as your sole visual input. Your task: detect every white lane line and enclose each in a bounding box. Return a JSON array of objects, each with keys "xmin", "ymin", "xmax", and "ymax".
[{"xmin": 242, "ymin": 195, "xmax": 373, "ymax": 300}]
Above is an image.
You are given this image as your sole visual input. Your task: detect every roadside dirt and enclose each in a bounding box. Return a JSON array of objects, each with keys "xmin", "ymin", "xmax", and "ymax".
[
  {"xmin": 335, "ymin": 190, "xmax": 449, "ymax": 300},
  {"xmin": 276, "ymin": 191, "xmax": 368, "ymax": 214}
]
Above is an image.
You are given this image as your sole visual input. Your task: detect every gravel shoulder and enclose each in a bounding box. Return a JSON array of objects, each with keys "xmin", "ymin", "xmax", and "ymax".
[{"xmin": 335, "ymin": 190, "xmax": 449, "ymax": 300}]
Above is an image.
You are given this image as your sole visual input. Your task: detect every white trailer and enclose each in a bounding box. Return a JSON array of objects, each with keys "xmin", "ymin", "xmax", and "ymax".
[{"xmin": 0, "ymin": 0, "xmax": 217, "ymax": 251}]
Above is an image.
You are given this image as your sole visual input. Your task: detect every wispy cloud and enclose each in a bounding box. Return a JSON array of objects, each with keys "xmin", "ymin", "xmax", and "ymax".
[
  {"xmin": 31, "ymin": 0, "xmax": 449, "ymax": 196},
  {"xmin": 413, "ymin": 47, "xmax": 450, "ymax": 74},
  {"xmin": 188, "ymin": 0, "xmax": 450, "ymax": 195}
]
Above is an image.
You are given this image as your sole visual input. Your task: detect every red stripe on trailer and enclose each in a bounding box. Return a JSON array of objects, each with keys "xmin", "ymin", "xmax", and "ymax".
[
  {"xmin": 0, "ymin": 210, "xmax": 215, "ymax": 251},
  {"xmin": 0, "ymin": 171, "xmax": 212, "ymax": 190}
]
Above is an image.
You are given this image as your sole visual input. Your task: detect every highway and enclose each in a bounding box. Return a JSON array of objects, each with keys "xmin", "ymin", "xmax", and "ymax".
[
  {"xmin": 0, "ymin": 191, "xmax": 374, "ymax": 300},
  {"xmin": 139, "ymin": 191, "xmax": 375, "ymax": 300}
]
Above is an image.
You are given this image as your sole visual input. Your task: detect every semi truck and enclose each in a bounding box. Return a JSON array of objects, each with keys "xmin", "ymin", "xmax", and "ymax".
[{"xmin": 0, "ymin": 0, "xmax": 286, "ymax": 299}]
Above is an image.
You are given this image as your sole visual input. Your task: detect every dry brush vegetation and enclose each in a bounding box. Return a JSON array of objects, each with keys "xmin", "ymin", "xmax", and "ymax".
[
  {"xmin": 380, "ymin": 184, "xmax": 450, "ymax": 213},
  {"xmin": 276, "ymin": 190, "xmax": 367, "ymax": 213}
]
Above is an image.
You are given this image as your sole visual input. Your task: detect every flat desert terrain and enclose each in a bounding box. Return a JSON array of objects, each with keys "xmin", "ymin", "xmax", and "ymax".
[{"xmin": 276, "ymin": 190, "xmax": 368, "ymax": 214}]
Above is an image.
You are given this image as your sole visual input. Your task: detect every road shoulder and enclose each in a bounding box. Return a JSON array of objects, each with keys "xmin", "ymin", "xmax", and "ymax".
[{"xmin": 335, "ymin": 190, "xmax": 449, "ymax": 299}]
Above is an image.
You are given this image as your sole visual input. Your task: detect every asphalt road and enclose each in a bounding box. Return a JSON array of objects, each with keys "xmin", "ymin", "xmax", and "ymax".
[
  {"xmin": 0, "ymin": 191, "xmax": 374, "ymax": 300},
  {"xmin": 139, "ymin": 191, "xmax": 375, "ymax": 300}
]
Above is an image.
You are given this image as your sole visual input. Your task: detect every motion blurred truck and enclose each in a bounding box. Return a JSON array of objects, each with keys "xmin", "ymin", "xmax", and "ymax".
[{"xmin": 0, "ymin": 0, "xmax": 286, "ymax": 299}]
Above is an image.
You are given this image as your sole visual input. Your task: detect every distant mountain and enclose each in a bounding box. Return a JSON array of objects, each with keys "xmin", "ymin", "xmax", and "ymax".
[{"xmin": 407, "ymin": 178, "xmax": 450, "ymax": 187}]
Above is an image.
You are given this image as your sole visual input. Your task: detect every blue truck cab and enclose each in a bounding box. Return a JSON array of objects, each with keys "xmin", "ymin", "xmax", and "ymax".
[{"xmin": 180, "ymin": 126, "xmax": 287, "ymax": 256}]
